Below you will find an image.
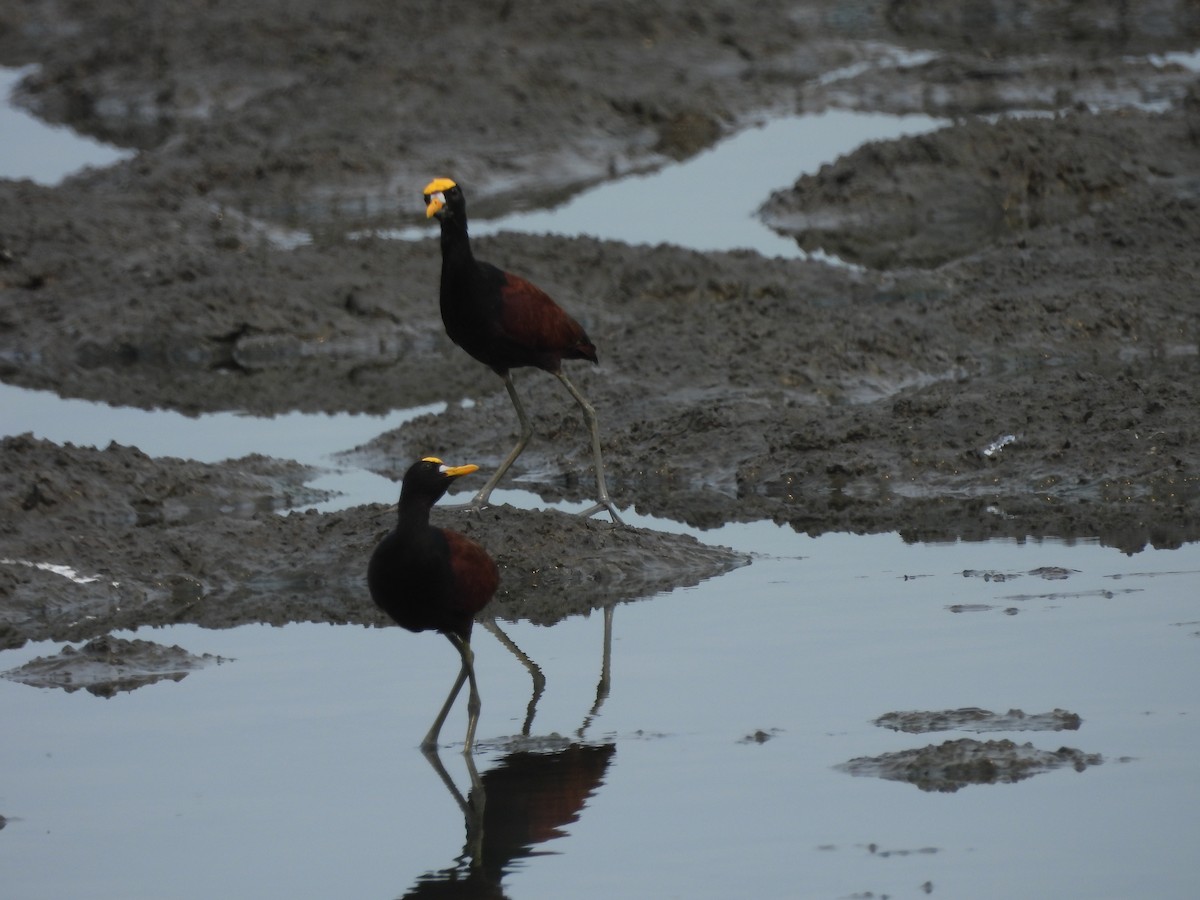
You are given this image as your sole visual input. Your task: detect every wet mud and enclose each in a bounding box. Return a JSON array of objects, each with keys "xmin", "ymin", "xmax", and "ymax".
[
  {"xmin": 3, "ymin": 1, "xmax": 1200, "ymax": 660},
  {"xmin": 0, "ymin": 435, "xmax": 746, "ymax": 649}
]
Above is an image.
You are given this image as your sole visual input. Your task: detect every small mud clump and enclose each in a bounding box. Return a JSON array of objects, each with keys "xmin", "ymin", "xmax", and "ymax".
[{"xmin": 1, "ymin": 635, "xmax": 228, "ymax": 697}]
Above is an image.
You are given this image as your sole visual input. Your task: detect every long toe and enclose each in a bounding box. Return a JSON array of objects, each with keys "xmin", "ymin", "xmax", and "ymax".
[
  {"xmin": 577, "ymin": 500, "xmax": 625, "ymax": 525},
  {"xmin": 438, "ymin": 497, "xmax": 487, "ymax": 513}
]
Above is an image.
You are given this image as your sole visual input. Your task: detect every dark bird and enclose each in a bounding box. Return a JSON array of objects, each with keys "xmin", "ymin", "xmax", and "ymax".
[
  {"xmin": 423, "ymin": 177, "xmax": 624, "ymax": 525},
  {"xmin": 368, "ymin": 457, "xmax": 500, "ymax": 752}
]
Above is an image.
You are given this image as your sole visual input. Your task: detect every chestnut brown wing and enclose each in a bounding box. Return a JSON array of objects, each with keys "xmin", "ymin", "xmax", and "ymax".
[
  {"xmin": 496, "ymin": 273, "xmax": 597, "ymax": 364},
  {"xmin": 443, "ymin": 529, "xmax": 499, "ymax": 624}
]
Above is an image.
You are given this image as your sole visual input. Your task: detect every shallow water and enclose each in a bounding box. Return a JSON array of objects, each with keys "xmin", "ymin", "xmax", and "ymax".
[
  {"xmin": 0, "ymin": 67, "xmax": 133, "ymax": 184},
  {"xmin": 0, "ymin": 381, "xmax": 433, "ymax": 513},
  {"xmin": 3, "ymin": 530, "xmax": 1198, "ymax": 899},
  {"xmin": 4, "ymin": 380, "xmax": 1200, "ymax": 898},
  {"xmin": 380, "ymin": 109, "xmax": 944, "ymax": 259},
  {"xmin": 4, "ymin": 65, "xmax": 1200, "ymax": 900}
]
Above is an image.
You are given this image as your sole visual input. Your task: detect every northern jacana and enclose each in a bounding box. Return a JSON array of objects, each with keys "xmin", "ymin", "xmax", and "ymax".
[
  {"xmin": 423, "ymin": 177, "xmax": 624, "ymax": 525},
  {"xmin": 368, "ymin": 457, "xmax": 500, "ymax": 752}
]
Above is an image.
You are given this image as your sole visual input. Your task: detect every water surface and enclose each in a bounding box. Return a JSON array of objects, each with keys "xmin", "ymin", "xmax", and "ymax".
[
  {"xmin": 380, "ymin": 109, "xmax": 944, "ymax": 259},
  {"xmin": 3, "ymin": 531, "xmax": 1197, "ymax": 899}
]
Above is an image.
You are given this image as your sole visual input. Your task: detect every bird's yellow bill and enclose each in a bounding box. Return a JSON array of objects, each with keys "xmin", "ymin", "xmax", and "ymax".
[
  {"xmin": 442, "ymin": 463, "xmax": 479, "ymax": 478},
  {"xmin": 423, "ymin": 177, "xmax": 457, "ymax": 217}
]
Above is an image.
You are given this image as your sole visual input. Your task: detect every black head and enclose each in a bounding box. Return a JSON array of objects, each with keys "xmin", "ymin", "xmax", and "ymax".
[
  {"xmin": 399, "ymin": 456, "xmax": 479, "ymax": 508},
  {"xmin": 423, "ymin": 177, "xmax": 465, "ymax": 224}
]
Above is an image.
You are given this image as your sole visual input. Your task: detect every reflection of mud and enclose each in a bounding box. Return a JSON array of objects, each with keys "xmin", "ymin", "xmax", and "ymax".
[
  {"xmin": 947, "ymin": 603, "xmax": 1018, "ymax": 614},
  {"xmin": 837, "ymin": 738, "xmax": 1103, "ymax": 793},
  {"xmin": 961, "ymin": 567, "xmax": 1077, "ymax": 583},
  {"xmin": 849, "ymin": 708, "xmax": 1098, "ymax": 791},
  {"xmin": 739, "ymin": 728, "xmax": 783, "ymax": 744},
  {"xmin": 1, "ymin": 635, "xmax": 226, "ymax": 697},
  {"xmin": 873, "ymin": 707, "xmax": 1082, "ymax": 734}
]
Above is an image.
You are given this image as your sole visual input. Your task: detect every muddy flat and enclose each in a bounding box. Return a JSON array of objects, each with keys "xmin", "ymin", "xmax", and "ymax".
[
  {"xmin": 3, "ymin": 1, "xmax": 1199, "ymax": 637},
  {"xmin": 2, "ymin": 3, "xmax": 1199, "ymax": 898}
]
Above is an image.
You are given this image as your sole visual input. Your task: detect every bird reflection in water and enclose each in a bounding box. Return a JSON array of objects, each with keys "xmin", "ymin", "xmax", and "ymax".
[
  {"xmin": 401, "ymin": 741, "xmax": 616, "ymax": 899},
  {"xmin": 397, "ymin": 607, "xmax": 616, "ymax": 898}
]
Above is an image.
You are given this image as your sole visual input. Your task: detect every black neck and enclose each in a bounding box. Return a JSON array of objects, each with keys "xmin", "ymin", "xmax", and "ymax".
[
  {"xmin": 439, "ymin": 213, "xmax": 473, "ymax": 266},
  {"xmin": 397, "ymin": 493, "xmax": 437, "ymax": 531}
]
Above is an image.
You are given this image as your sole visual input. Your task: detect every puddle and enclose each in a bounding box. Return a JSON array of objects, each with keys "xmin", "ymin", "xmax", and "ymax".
[
  {"xmin": 0, "ymin": 66, "xmax": 134, "ymax": 184},
  {"xmin": 0, "ymin": 380, "xmax": 612, "ymax": 518},
  {"xmin": 1144, "ymin": 49, "xmax": 1200, "ymax": 73},
  {"xmin": 0, "ymin": 381, "xmax": 434, "ymax": 513},
  {"xmin": 0, "ymin": 64, "xmax": 941, "ymax": 259},
  {"xmin": 372, "ymin": 109, "xmax": 945, "ymax": 259}
]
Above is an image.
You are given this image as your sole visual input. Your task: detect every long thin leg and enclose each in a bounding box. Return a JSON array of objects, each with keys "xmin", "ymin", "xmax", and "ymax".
[
  {"xmin": 421, "ymin": 638, "xmax": 470, "ymax": 751},
  {"xmin": 481, "ymin": 618, "xmax": 545, "ymax": 736},
  {"xmin": 448, "ymin": 632, "xmax": 483, "ymax": 753},
  {"xmin": 471, "ymin": 372, "xmax": 533, "ymax": 507},
  {"xmin": 422, "ymin": 633, "xmax": 481, "ymax": 752},
  {"xmin": 555, "ymin": 371, "xmax": 624, "ymax": 525}
]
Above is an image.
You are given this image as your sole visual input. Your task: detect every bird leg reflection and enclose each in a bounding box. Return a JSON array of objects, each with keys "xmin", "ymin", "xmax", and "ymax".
[
  {"xmin": 416, "ymin": 736, "xmax": 616, "ymax": 893},
  {"xmin": 479, "ymin": 605, "xmax": 614, "ymax": 745},
  {"xmin": 577, "ymin": 606, "xmax": 613, "ymax": 739},
  {"xmin": 481, "ymin": 619, "xmax": 546, "ymax": 736},
  {"xmin": 421, "ymin": 744, "xmax": 485, "ymax": 869},
  {"xmin": 422, "ymin": 633, "xmax": 482, "ymax": 753}
]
